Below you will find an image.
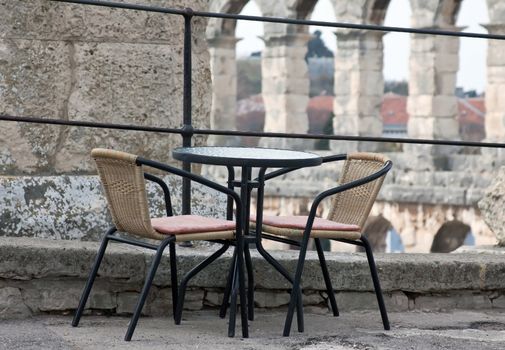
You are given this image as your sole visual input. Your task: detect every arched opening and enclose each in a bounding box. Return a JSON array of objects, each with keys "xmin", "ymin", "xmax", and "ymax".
[
  {"xmin": 382, "ymin": 0, "xmax": 411, "ymax": 139},
  {"xmin": 234, "ymin": 1, "xmax": 265, "ymax": 146},
  {"xmin": 358, "ymin": 215, "xmax": 404, "ymax": 253},
  {"xmin": 206, "ymin": 0, "xmax": 264, "ymax": 146},
  {"xmin": 430, "ymin": 220, "xmax": 474, "ymax": 253},
  {"xmin": 235, "ymin": 1, "xmax": 264, "ymax": 59}
]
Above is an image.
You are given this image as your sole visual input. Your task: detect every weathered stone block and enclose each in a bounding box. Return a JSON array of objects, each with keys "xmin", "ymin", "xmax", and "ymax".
[
  {"xmin": 21, "ymin": 279, "xmax": 110, "ymax": 312},
  {"xmin": 0, "ymin": 0, "xmax": 211, "ymax": 175},
  {"xmin": 478, "ymin": 166, "xmax": 505, "ymax": 245},
  {"xmin": 433, "ymin": 96, "xmax": 458, "ymax": 118},
  {"xmin": 204, "ymin": 289, "xmax": 224, "ymax": 307},
  {"xmin": 411, "ymin": 292, "xmax": 492, "ymax": 311},
  {"xmin": 180, "ymin": 289, "xmax": 205, "ymax": 311},
  {"xmin": 262, "ymin": 77, "xmax": 309, "ymax": 95},
  {"xmin": 254, "ymin": 290, "xmax": 291, "ymax": 308},
  {"xmin": 0, "ymin": 287, "xmax": 31, "ymax": 319},
  {"xmin": 117, "ymin": 292, "xmax": 140, "ymax": 315}
]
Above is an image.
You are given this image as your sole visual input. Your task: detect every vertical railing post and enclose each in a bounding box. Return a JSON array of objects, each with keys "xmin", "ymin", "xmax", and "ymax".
[{"xmin": 182, "ymin": 8, "xmax": 194, "ymax": 216}]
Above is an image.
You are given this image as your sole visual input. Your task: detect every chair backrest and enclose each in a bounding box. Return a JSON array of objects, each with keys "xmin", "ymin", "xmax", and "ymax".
[
  {"xmin": 327, "ymin": 152, "xmax": 390, "ymax": 228},
  {"xmin": 91, "ymin": 148, "xmax": 164, "ymax": 240}
]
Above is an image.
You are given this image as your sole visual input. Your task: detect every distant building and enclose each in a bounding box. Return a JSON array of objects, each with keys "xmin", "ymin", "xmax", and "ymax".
[
  {"xmin": 381, "ymin": 92, "xmax": 409, "ymax": 137},
  {"xmin": 236, "ymin": 93, "xmax": 486, "ymax": 141}
]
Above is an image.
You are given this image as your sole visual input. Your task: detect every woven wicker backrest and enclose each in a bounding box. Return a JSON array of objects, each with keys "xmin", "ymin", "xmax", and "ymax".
[
  {"xmin": 91, "ymin": 148, "xmax": 162, "ymax": 240},
  {"xmin": 327, "ymin": 153, "xmax": 389, "ymax": 228}
]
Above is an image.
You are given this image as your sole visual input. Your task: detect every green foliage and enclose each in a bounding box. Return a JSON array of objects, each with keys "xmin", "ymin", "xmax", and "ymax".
[
  {"xmin": 384, "ymin": 80, "xmax": 409, "ymax": 95},
  {"xmin": 237, "ymin": 58, "xmax": 262, "ymax": 100},
  {"xmin": 314, "ymin": 112, "xmax": 334, "ymax": 150}
]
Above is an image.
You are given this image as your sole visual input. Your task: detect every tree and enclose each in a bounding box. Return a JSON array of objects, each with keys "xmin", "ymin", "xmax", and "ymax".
[{"xmin": 305, "ymin": 30, "xmax": 334, "ymax": 62}]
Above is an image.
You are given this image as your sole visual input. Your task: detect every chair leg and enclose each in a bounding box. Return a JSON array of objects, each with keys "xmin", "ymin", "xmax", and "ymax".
[
  {"xmin": 175, "ymin": 243, "xmax": 230, "ymax": 324},
  {"xmin": 125, "ymin": 237, "xmax": 173, "ymax": 341},
  {"xmin": 227, "ymin": 252, "xmax": 239, "ymax": 337},
  {"xmin": 361, "ymin": 236, "xmax": 390, "ymax": 330},
  {"xmin": 314, "ymin": 238, "xmax": 339, "ymax": 317},
  {"xmin": 72, "ymin": 228, "xmax": 115, "ymax": 327},
  {"xmin": 256, "ymin": 241, "xmax": 304, "ymax": 333},
  {"xmin": 220, "ymin": 248, "xmax": 237, "ymax": 319},
  {"xmin": 169, "ymin": 241, "xmax": 178, "ymax": 320},
  {"xmin": 283, "ymin": 231, "xmax": 311, "ymax": 337},
  {"xmin": 244, "ymin": 244, "xmax": 254, "ymax": 321}
]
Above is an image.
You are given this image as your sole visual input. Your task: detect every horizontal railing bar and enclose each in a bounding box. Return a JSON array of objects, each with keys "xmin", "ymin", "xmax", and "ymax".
[
  {"xmin": 0, "ymin": 114, "xmax": 182, "ymax": 134},
  {"xmin": 2, "ymin": 114, "xmax": 504, "ymax": 148},
  {"xmin": 53, "ymin": 0, "xmax": 505, "ymax": 41},
  {"xmin": 196, "ymin": 129, "xmax": 505, "ymax": 148},
  {"xmin": 52, "ymin": 0, "xmax": 187, "ymax": 16}
]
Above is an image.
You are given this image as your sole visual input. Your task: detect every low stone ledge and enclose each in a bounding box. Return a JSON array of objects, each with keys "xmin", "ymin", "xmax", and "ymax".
[{"xmin": 1, "ymin": 237, "xmax": 505, "ymax": 319}]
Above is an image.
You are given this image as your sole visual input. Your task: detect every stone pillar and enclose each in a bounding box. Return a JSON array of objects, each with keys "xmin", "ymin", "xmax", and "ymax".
[
  {"xmin": 260, "ymin": 33, "xmax": 312, "ymax": 150},
  {"xmin": 207, "ymin": 35, "xmax": 240, "ymax": 146},
  {"xmin": 406, "ymin": 29, "xmax": 460, "ymax": 157},
  {"xmin": 483, "ymin": 24, "xmax": 505, "ymax": 151},
  {"xmin": 330, "ymin": 30, "xmax": 384, "ymax": 153}
]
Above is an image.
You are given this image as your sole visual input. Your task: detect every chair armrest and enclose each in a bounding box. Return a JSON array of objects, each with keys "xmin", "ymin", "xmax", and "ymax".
[
  {"xmin": 144, "ymin": 173, "xmax": 173, "ymax": 216},
  {"xmin": 260, "ymin": 153, "xmax": 347, "ymax": 181},
  {"xmin": 136, "ymin": 157, "xmax": 243, "ymax": 226}
]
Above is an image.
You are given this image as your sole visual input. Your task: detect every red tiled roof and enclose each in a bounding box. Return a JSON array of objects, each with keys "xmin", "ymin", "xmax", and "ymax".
[
  {"xmin": 457, "ymin": 98, "xmax": 485, "ymax": 125},
  {"xmin": 235, "ymin": 93, "xmax": 485, "ymax": 136},
  {"xmin": 381, "ymin": 93, "xmax": 408, "ymax": 125}
]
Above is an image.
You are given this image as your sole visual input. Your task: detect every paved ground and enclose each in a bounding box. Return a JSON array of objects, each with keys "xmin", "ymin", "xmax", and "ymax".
[{"xmin": 1, "ymin": 309, "xmax": 505, "ymax": 349}]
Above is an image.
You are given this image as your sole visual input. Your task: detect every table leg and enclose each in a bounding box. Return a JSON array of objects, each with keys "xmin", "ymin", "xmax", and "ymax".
[
  {"xmin": 255, "ymin": 169, "xmax": 304, "ymax": 333},
  {"xmin": 226, "ymin": 167, "xmax": 251, "ymax": 338}
]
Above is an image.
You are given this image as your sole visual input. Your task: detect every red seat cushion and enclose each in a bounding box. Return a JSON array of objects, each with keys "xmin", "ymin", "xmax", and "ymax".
[
  {"xmin": 252, "ymin": 215, "xmax": 360, "ymax": 232},
  {"xmin": 151, "ymin": 215, "xmax": 235, "ymax": 235}
]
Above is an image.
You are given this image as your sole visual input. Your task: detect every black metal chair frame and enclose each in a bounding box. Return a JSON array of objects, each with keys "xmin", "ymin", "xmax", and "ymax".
[
  {"xmin": 72, "ymin": 156, "xmax": 248, "ymax": 340},
  {"xmin": 254, "ymin": 154, "xmax": 393, "ymax": 336}
]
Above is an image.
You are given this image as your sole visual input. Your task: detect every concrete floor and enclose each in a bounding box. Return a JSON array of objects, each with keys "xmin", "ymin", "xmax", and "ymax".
[{"xmin": 1, "ymin": 309, "xmax": 505, "ymax": 350}]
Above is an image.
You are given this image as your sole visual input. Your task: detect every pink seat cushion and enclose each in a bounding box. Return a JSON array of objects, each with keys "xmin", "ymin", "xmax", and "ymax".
[
  {"xmin": 252, "ymin": 215, "xmax": 360, "ymax": 232},
  {"xmin": 151, "ymin": 215, "xmax": 235, "ymax": 235}
]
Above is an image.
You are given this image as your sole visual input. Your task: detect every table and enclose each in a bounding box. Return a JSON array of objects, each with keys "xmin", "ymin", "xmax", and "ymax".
[{"xmin": 172, "ymin": 146, "xmax": 322, "ymax": 337}]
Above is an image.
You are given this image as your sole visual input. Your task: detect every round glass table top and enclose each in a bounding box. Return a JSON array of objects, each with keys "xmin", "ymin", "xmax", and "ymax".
[{"xmin": 173, "ymin": 146, "xmax": 322, "ymax": 168}]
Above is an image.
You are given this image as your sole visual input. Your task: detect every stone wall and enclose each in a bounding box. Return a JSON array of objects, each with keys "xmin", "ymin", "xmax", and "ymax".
[
  {"xmin": 0, "ymin": 0, "xmax": 212, "ymax": 175},
  {"xmin": 2, "ymin": 237, "xmax": 505, "ymax": 319},
  {"xmin": 0, "ymin": 175, "xmax": 227, "ymax": 240}
]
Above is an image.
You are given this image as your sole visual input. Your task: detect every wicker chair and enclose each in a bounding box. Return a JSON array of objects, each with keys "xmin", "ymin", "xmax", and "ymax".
[
  {"xmin": 251, "ymin": 152, "xmax": 393, "ymax": 336},
  {"xmin": 72, "ymin": 149, "xmax": 247, "ymax": 340}
]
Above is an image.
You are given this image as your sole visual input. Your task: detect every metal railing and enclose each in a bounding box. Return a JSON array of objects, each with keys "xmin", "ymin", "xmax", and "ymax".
[{"xmin": 2, "ymin": 0, "xmax": 505, "ymax": 212}]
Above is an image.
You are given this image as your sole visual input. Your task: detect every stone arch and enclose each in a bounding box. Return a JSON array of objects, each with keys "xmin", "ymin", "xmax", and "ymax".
[
  {"xmin": 359, "ymin": 215, "xmax": 404, "ymax": 253},
  {"xmin": 430, "ymin": 220, "xmax": 472, "ymax": 253},
  {"xmin": 365, "ymin": 0, "xmax": 391, "ymax": 25},
  {"xmin": 433, "ymin": 0, "xmax": 462, "ymax": 26},
  {"xmin": 207, "ymin": 0, "xmax": 260, "ymax": 38}
]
